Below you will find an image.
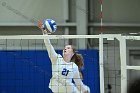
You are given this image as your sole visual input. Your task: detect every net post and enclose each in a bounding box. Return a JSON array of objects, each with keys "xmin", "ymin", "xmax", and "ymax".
[
  {"xmin": 99, "ymin": 34, "xmax": 105, "ymax": 93},
  {"xmin": 118, "ymin": 36, "xmax": 127, "ymax": 93}
]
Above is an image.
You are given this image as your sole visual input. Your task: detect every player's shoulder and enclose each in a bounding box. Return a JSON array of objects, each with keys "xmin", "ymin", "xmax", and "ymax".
[
  {"xmin": 57, "ymin": 54, "xmax": 62, "ymax": 58},
  {"xmin": 71, "ymin": 62, "xmax": 78, "ymax": 68},
  {"xmin": 55, "ymin": 54, "xmax": 63, "ymax": 64},
  {"xmin": 57, "ymin": 54, "xmax": 64, "ymax": 60}
]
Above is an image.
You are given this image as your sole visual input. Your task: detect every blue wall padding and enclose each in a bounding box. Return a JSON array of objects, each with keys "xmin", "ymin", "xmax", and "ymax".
[{"xmin": 0, "ymin": 50, "xmax": 99, "ymax": 93}]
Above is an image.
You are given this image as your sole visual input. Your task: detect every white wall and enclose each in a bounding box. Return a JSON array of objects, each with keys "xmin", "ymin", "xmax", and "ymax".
[{"xmin": 0, "ymin": 0, "xmax": 64, "ymax": 25}]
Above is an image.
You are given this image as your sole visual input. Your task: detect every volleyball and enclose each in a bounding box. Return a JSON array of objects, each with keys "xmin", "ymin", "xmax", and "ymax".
[{"xmin": 42, "ymin": 19, "xmax": 57, "ymax": 33}]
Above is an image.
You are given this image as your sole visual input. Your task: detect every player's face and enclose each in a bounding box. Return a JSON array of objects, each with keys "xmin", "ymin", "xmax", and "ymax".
[{"xmin": 63, "ymin": 45, "xmax": 74, "ymax": 56}]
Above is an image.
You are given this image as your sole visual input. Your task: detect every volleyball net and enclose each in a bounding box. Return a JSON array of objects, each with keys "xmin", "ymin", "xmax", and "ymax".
[
  {"xmin": 0, "ymin": 34, "xmax": 140, "ymax": 93},
  {"xmin": 99, "ymin": 34, "xmax": 140, "ymax": 93}
]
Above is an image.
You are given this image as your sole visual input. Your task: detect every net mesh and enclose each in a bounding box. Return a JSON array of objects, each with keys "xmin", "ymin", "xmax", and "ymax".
[
  {"xmin": 0, "ymin": 34, "xmax": 139, "ymax": 93},
  {"xmin": 0, "ymin": 35, "xmax": 99, "ymax": 93}
]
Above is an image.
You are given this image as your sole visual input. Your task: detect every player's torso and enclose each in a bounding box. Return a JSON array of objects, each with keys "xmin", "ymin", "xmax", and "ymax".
[
  {"xmin": 52, "ymin": 57, "xmax": 76, "ymax": 80},
  {"xmin": 49, "ymin": 55, "xmax": 80, "ymax": 93},
  {"xmin": 49, "ymin": 54, "xmax": 80, "ymax": 93}
]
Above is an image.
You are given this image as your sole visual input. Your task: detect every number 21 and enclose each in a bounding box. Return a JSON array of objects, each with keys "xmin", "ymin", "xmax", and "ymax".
[{"xmin": 62, "ymin": 68, "xmax": 69, "ymax": 76}]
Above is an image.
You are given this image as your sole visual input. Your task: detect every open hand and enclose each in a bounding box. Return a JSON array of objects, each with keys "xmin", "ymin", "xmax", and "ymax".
[
  {"xmin": 37, "ymin": 20, "xmax": 43, "ymax": 29},
  {"xmin": 37, "ymin": 20, "xmax": 49, "ymax": 34}
]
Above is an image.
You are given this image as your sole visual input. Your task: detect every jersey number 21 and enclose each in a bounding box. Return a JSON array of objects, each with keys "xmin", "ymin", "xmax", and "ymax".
[{"xmin": 62, "ymin": 68, "xmax": 69, "ymax": 76}]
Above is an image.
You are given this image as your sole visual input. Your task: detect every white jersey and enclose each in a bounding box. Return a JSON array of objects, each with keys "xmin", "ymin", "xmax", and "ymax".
[{"xmin": 49, "ymin": 54, "xmax": 89, "ymax": 93}]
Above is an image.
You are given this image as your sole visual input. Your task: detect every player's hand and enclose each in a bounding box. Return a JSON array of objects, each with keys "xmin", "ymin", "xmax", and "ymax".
[
  {"xmin": 37, "ymin": 20, "xmax": 48, "ymax": 34},
  {"xmin": 37, "ymin": 20, "xmax": 44, "ymax": 33},
  {"xmin": 37, "ymin": 20, "xmax": 43, "ymax": 30}
]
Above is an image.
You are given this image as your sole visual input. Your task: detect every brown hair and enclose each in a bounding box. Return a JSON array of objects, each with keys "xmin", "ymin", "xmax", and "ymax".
[{"xmin": 70, "ymin": 45, "xmax": 84, "ymax": 70}]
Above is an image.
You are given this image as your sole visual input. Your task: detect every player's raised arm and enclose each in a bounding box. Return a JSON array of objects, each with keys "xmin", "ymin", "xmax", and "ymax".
[{"xmin": 37, "ymin": 20, "xmax": 58, "ymax": 63}]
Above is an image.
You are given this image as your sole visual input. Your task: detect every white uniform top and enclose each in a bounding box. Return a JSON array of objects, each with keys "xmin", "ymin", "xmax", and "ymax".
[{"xmin": 49, "ymin": 54, "xmax": 89, "ymax": 93}]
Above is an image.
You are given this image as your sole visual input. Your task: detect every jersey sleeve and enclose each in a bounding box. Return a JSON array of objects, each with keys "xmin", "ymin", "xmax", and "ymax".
[
  {"xmin": 43, "ymin": 33, "xmax": 58, "ymax": 63},
  {"xmin": 73, "ymin": 65, "xmax": 90, "ymax": 92}
]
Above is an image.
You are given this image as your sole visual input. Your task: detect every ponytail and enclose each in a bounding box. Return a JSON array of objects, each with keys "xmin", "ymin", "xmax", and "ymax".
[
  {"xmin": 70, "ymin": 53, "xmax": 84, "ymax": 71},
  {"xmin": 70, "ymin": 45, "xmax": 84, "ymax": 79}
]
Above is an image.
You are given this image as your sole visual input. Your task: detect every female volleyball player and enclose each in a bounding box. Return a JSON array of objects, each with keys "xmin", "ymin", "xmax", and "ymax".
[{"xmin": 38, "ymin": 20, "xmax": 90, "ymax": 93}]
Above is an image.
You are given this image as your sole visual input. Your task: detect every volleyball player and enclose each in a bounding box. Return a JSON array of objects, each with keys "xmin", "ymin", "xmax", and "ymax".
[{"xmin": 38, "ymin": 20, "xmax": 90, "ymax": 93}]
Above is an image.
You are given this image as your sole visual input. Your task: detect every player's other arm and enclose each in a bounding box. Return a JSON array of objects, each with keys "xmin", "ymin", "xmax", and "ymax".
[
  {"xmin": 38, "ymin": 20, "xmax": 58, "ymax": 63},
  {"xmin": 73, "ymin": 66, "xmax": 90, "ymax": 93}
]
